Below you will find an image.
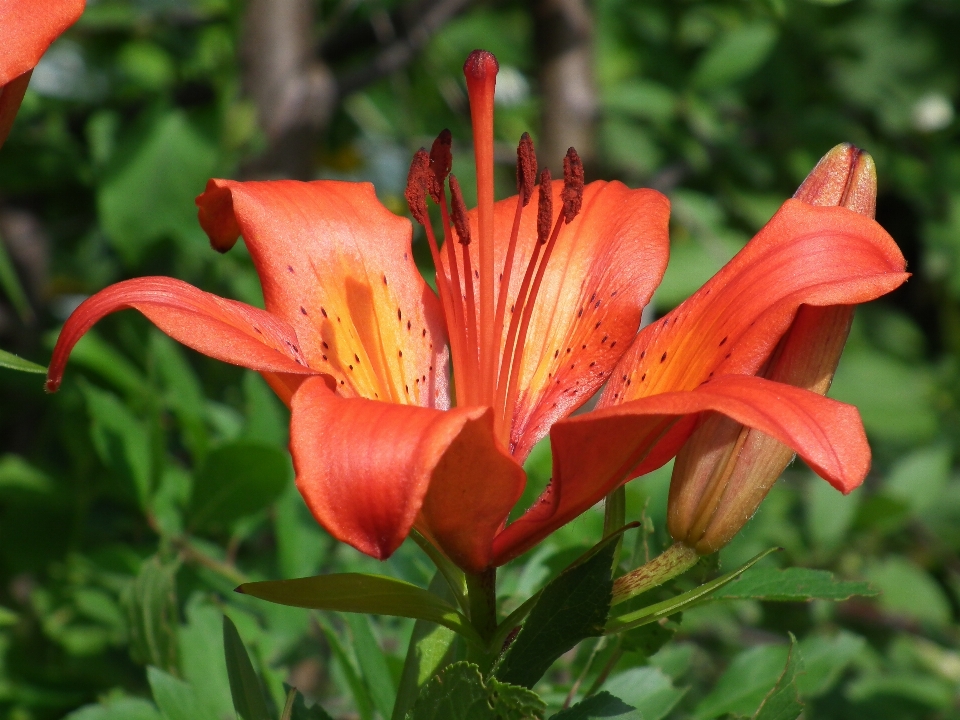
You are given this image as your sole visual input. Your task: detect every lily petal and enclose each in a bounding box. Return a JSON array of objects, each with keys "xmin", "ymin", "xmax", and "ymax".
[
  {"xmin": 492, "ymin": 374, "xmax": 869, "ymax": 565},
  {"xmin": 46, "ymin": 277, "xmax": 315, "ymax": 394},
  {"xmin": 291, "ymin": 376, "xmax": 525, "ymax": 572},
  {"xmin": 601, "ymin": 199, "xmax": 908, "ymax": 406},
  {"xmin": 0, "ymin": 0, "xmax": 85, "ymax": 147},
  {"xmin": 196, "ymin": 179, "xmax": 449, "ymax": 407},
  {"xmin": 447, "ymin": 180, "xmax": 669, "ymax": 459}
]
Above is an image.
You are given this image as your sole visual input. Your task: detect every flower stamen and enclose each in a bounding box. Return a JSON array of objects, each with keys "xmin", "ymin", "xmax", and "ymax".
[{"xmin": 450, "ymin": 174, "xmax": 481, "ymax": 404}]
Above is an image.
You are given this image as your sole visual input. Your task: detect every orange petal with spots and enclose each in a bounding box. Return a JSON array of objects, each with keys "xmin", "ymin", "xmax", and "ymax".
[
  {"xmin": 46, "ymin": 277, "xmax": 317, "ymax": 398},
  {"xmin": 600, "ymin": 199, "xmax": 908, "ymax": 406},
  {"xmin": 291, "ymin": 376, "xmax": 525, "ymax": 572},
  {"xmin": 197, "ymin": 179, "xmax": 449, "ymax": 407},
  {"xmin": 445, "ymin": 180, "xmax": 670, "ymax": 459},
  {"xmin": 492, "ymin": 374, "xmax": 868, "ymax": 565},
  {"xmin": 0, "ymin": 0, "xmax": 85, "ymax": 147}
]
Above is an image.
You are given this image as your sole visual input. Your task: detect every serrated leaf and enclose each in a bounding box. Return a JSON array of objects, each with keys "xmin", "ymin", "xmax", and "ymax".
[
  {"xmin": 238, "ymin": 572, "xmax": 482, "ymax": 646},
  {"xmin": 752, "ymin": 635, "xmax": 804, "ymax": 720},
  {"xmin": 0, "ymin": 347, "xmax": 45, "ymax": 373},
  {"xmin": 709, "ymin": 567, "xmax": 876, "ymax": 602},
  {"xmin": 493, "ymin": 537, "xmax": 617, "ymax": 688},
  {"xmin": 550, "ymin": 692, "xmax": 640, "ymax": 719},
  {"xmin": 407, "ymin": 661, "xmax": 544, "ymax": 720},
  {"xmin": 607, "ymin": 548, "xmax": 778, "ymax": 634},
  {"xmin": 223, "ymin": 615, "xmax": 271, "ymax": 720},
  {"xmin": 187, "ymin": 442, "xmax": 290, "ymax": 532}
]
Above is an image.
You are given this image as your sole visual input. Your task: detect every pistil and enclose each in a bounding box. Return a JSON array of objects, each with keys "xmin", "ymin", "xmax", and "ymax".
[{"xmin": 463, "ymin": 50, "xmax": 499, "ymax": 403}]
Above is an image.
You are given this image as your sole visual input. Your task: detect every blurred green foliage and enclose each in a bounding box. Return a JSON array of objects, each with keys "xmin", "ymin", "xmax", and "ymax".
[{"xmin": 0, "ymin": 0, "xmax": 959, "ymax": 717}]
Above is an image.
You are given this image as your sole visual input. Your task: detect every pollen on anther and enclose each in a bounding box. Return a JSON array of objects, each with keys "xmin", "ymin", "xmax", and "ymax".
[
  {"xmin": 561, "ymin": 147, "xmax": 584, "ymax": 222},
  {"xmin": 449, "ymin": 174, "xmax": 472, "ymax": 244},
  {"xmin": 405, "ymin": 149, "xmax": 432, "ymax": 225},
  {"xmin": 429, "ymin": 129, "xmax": 453, "ymax": 202},
  {"xmin": 517, "ymin": 132, "xmax": 537, "ymax": 205},
  {"xmin": 537, "ymin": 169, "xmax": 553, "ymax": 243}
]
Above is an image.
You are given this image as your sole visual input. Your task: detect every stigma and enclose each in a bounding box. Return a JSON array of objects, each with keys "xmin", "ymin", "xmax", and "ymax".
[{"xmin": 405, "ymin": 49, "xmax": 584, "ymax": 447}]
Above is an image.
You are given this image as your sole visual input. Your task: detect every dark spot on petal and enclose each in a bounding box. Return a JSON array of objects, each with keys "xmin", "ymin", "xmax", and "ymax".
[
  {"xmin": 577, "ymin": 307, "xmax": 583, "ymax": 318},
  {"xmin": 300, "ymin": 306, "xmax": 308, "ymax": 316},
  {"xmin": 287, "ymin": 265, "xmax": 294, "ymax": 273},
  {"xmin": 590, "ymin": 292, "xmax": 596, "ymax": 302},
  {"xmin": 397, "ymin": 308, "xmax": 402, "ymax": 320},
  {"xmin": 582, "ymin": 344, "xmax": 586, "ymax": 350},
  {"xmin": 589, "ymin": 361, "xmax": 596, "ymax": 367},
  {"xmin": 640, "ymin": 350, "xmax": 645, "ymax": 359},
  {"xmin": 660, "ymin": 352, "xmax": 667, "ymax": 362},
  {"xmin": 349, "ymin": 364, "xmax": 354, "ymax": 370},
  {"xmin": 709, "ymin": 371, "xmax": 714, "ymax": 377},
  {"xmin": 719, "ymin": 336, "xmax": 727, "ymax": 347},
  {"xmin": 322, "ymin": 341, "xmax": 329, "ymax": 349},
  {"xmin": 725, "ymin": 353, "xmax": 731, "ymax": 359},
  {"xmin": 595, "ymin": 321, "xmax": 601, "ymax": 329},
  {"xmin": 594, "ymin": 300, "xmax": 600, "ymax": 309},
  {"xmin": 641, "ymin": 373, "xmax": 646, "ymax": 381},
  {"xmin": 398, "ymin": 350, "xmax": 403, "ymax": 358},
  {"xmin": 610, "ymin": 341, "xmax": 616, "ymax": 348},
  {"xmin": 254, "ymin": 327, "xmax": 262, "ymax": 334},
  {"xmin": 566, "ymin": 348, "xmax": 571, "ymax": 353},
  {"xmin": 554, "ymin": 349, "xmax": 559, "ymax": 358},
  {"xmin": 340, "ymin": 380, "xmax": 345, "ymax": 385},
  {"xmin": 611, "ymin": 290, "xmax": 617, "ymax": 297},
  {"xmin": 354, "ymin": 354, "xmax": 360, "ymax": 362},
  {"xmin": 383, "ymin": 274, "xmax": 388, "ymax": 284},
  {"xmin": 602, "ymin": 335, "xmax": 608, "ymax": 343},
  {"xmin": 422, "ymin": 329, "xmax": 427, "ymax": 337},
  {"xmin": 322, "ymin": 355, "xmax": 328, "ymax": 361},
  {"xmin": 407, "ymin": 320, "xmax": 411, "ymax": 330},
  {"xmin": 405, "ymin": 384, "xmax": 409, "ymax": 392},
  {"xmin": 320, "ymin": 307, "xmax": 328, "ymax": 318}
]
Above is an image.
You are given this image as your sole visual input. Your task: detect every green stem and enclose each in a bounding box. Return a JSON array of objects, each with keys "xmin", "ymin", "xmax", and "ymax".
[
  {"xmin": 465, "ymin": 568, "xmax": 497, "ymax": 670},
  {"xmin": 603, "ymin": 485, "xmax": 627, "ymax": 571},
  {"xmin": 611, "ymin": 542, "xmax": 699, "ymax": 607},
  {"xmin": 410, "ymin": 529, "xmax": 468, "ymax": 613}
]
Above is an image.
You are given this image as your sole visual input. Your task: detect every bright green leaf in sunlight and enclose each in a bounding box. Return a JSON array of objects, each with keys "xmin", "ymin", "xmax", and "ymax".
[
  {"xmin": 550, "ymin": 692, "xmax": 640, "ymax": 720},
  {"xmin": 406, "ymin": 662, "xmax": 544, "ymax": 720},
  {"xmin": 751, "ymin": 636, "xmax": 804, "ymax": 720},
  {"xmin": 187, "ymin": 441, "xmax": 290, "ymax": 532},
  {"xmin": 238, "ymin": 572, "xmax": 483, "ymax": 646},
  {"xmin": 493, "ymin": 536, "xmax": 616, "ymax": 688},
  {"xmin": 0, "ymin": 347, "xmax": 45, "ymax": 373},
  {"xmin": 223, "ymin": 615, "xmax": 272, "ymax": 720},
  {"xmin": 98, "ymin": 110, "xmax": 218, "ymax": 265}
]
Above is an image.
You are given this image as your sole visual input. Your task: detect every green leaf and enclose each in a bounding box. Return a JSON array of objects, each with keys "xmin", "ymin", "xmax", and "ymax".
[
  {"xmin": 187, "ymin": 441, "xmax": 290, "ymax": 532},
  {"xmin": 317, "ymin": 618, "xmax": 375, "ymax": 720},
  {"xmin": 393, "ymin": 573, "xmax": 461, "ymax": 720},
  {"xmin": 691, "ymin": 640, "xmax": 801, "ymax": 720},
  {"xmin": 550, "ymin": 692, "xmax": 640, "ymax": 719},
  {"xmin": 223, "ymin": 615, "xmax": 272, "ymax": 720},
  {"xmin": 346, "ymin": 614, "xmax": 396, "ymax": 720},
  {"xmin": 493, "ymin": 536, "xmax": 617, "ymax": 688},
  {"xmin": 147, "ymin": 666, "xmax": 215, "ymax": 720},
  {"xmin": 123, "ymin": 555, "xmax": 179, "ymax": 672},
  {"xmin": 98, "ymin": 110, "xmax": 217, "ymax": 265},
  {"xmin": 797, "ymin": 632, "xmax": 865, "ymax": 697},
  {"xmin": 0, "ymin": 347, "xmax": 45, "ymax": 373},
  {"xmin": 693, "ymin": 22, "xmax": 779, "ymax": 88},
  {"xmin": 607, "ymin": 548, "xmax": 778, "ymax": 634},
  {"xmin": 284, "ymin": 684, "xmax": 335, "ymax": 720},
  {"xmin": 751, "ymin": 636, "xmax": 804, "ymax": 720},
  {"xmin": 59, "ymin": 331, "xmax": 147, "ymax": 397},
  {"xmin": 407, "ymin": 661, "xmax": 545, "ymax": 720},
  {"xmin": 605, "ymin": 666, "xmax": 687, "ymax": 720},
  {"xmin": 179, "ymin": 597, "xmax": 236, "ymax": 720},
  {"xmin": 709, "ymin": 567, "xmax": 876, "ymax": 602},
  {"xmin": 0, "ymin": 454, "xmax": 52, "ymax": 493},
  {"xmin": 238, "ymin": 572, "xmax": 482, "ymax": 646},
  {"xmin": 82, "ymin": 381, "xmax": 152, "ymax": 508},
  {"xmin": 64, "ymin": 696, "xmax": 163, "ymax": 720},
  {"xmin": 619, "ymin": 620, "xmax": 677, "ymax": 657}
]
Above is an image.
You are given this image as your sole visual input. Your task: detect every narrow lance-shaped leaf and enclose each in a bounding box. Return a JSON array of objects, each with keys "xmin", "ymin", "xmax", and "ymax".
[
  {"xmin": 237, "ymin": 572, "xmax": 483, "ymax": 647},
  {"xmin": 222, "ymin": 615, "xmax": 271, "ymax": 720},
  {"xmin": 606, "ymin": 548, "xmax": 778, "ymax": 634}
]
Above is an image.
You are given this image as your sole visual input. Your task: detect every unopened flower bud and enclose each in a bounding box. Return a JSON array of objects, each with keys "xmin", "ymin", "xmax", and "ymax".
[{"xmin": 667, "ymin": 144, "xmax": 877, "ymax": 554}]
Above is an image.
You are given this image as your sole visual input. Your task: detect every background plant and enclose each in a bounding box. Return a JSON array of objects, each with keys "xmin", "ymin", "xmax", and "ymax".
[{"xmin": 0, "ymin": 0, "xmax": 958, "ymax": 718}]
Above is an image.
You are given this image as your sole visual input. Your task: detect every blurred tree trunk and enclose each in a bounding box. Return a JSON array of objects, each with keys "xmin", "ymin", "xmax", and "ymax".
[
  {"xmin": 241, "ymin": 0, "xmax": 336, "ymax": 179},
  {"xmin": 530, "ymin": 0, "xmax": 598, "ymax": 175}
]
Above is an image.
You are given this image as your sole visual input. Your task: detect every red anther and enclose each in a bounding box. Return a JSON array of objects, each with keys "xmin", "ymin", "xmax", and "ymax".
[
  {"xmin": 561, "ymin": 147, "xmax": 584, "ymax": 223},
  {"xmin": 404, "ymin": 149, "xmax": 431, "ymax": 226},
  {"xmin": 536, "ymin": 169, "xmax": 553, "ymax": 244},
  {"xmin": 516, "ymin": 132, "xmax": 537, "ymax": 206},
  {"xmin": 429, "ymin": 129, "xmax": 453, "ymax": 203},
  {"xmin": 449, "ymin": 174, "xmax": 472, "ymax": 245},
  {"xmin": 463, "ymin": 49, "xmax": 499, "ymax": 83}
]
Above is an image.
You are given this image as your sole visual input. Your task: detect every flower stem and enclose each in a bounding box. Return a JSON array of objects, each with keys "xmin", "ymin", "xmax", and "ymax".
[
  {"xmin": 611, "ymin": 542, "xmax": 699, "ymax": 607},
  {"xmin": 465, "ymin": 568, "xmax": 497, "ymax": 670}
]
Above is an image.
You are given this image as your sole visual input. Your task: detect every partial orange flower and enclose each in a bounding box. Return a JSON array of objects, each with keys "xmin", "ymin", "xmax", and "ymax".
[
  {"xmin": 46, "ymin": 50, "xmax": 907, "ymax": 574},
  {"xmin": 0, "ymin": 0, "xmax": 85, "ymax": 148}
]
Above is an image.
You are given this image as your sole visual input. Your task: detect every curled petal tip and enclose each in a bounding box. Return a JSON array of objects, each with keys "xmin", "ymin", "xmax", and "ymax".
[
  {"xmin": 196, "ymin": 179, "xmax": 242, "ymax": 252},
  {"xmin": 794, "ymin": 143, "xmax": 877, "ymax": 218}
]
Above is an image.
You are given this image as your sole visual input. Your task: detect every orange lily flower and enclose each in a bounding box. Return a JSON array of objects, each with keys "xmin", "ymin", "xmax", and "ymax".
[
  {"xmin": 46, "ymin": 50, "xmax": 907, "ymax": 574},
  {"xmin": 0, "ymin": 0, "xmax": 85, "ymax": 148}
]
